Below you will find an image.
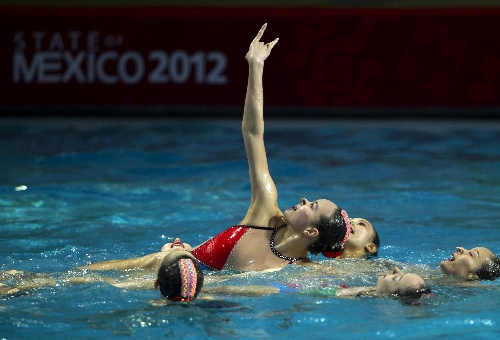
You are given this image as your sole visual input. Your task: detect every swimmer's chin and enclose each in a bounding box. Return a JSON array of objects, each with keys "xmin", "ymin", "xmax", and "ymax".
[
  {"xmin": 439, "ymin": 253, "xmax": 455, "ymax": 269},
  {"xmin": 439, "ymin": 260, "xmax": 453, "ymax": 274}
]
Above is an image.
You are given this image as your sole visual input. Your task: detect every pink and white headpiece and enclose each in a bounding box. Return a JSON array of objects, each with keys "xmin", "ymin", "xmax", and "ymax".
[{"xmin": 321, "ymin": 209, "xmax": 352, "ymax": 258}]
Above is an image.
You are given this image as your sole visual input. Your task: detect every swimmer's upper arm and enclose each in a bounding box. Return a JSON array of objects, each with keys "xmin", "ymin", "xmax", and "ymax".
[{"xmin": 241, "ymin": 77, "xmax": 280, "ymax": 225}]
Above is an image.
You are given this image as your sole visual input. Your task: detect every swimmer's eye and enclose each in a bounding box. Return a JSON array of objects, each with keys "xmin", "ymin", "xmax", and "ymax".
[{"xmin": 470, "ymin": 250, "xmax": 479, "ymax": 258}]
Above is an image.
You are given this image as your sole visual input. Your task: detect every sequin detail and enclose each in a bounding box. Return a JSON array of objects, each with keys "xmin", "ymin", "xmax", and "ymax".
[
  {"xmin": 190, "ymin": 226, "xmax": 249, "ymax": 270},
  {"xmin": 178, "ymin": 258, "xmax": 197, "ymax": 299}
]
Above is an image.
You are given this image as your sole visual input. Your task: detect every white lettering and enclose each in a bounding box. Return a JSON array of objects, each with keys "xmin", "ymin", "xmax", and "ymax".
[
  {"xmin": 97, "ymin": 50, "xmax": 118, "ymax": 84},
  {"xmin": 13, "ymin": 31, "xmax": 26, "ymax": 52},
  {"xmin": 68, "ymin": 31, "xmax": 83, "ymax": 51},
  {"xmin": 37, "ymin": 52, "xmax": 62, "ymax": 83},
  {"xmin": 118, "ymin": 51, "xmax": 145, "ymax": 85},
  {"xmin": 48, "ymin": 32, "xmax": 64, "ymax": 51},
  {"xmin": 169, "ymin": 50, "xmax": 189, "ymax": 83},
  {"xmin": 13, "ymin": 52, "xmax": 36, "ymax": 83},
  {"xmin": 87, "ymin": 31, "xmax": 100, "ymax": 52},
  {"xmin": 206, "ymin": 51, "xmax": 228, "ymax": 85},
  {"xmin": 62, "ymin": 51, "xmax": 85, "ymax": 83},
  {"xmin": 191, "ymin": 51, "xmax": 205, "ymax": 84},
  {"xmin": 87, "ymin": 52, "xmax": 96, "ymax": 83},
  {"xmin": 148, "ymin": 50, "xmax": 168, "ymax": 83},
  {"xmin": 32, "ymin": 31, "xmax": 45, "ymax": 51},
  {"xmin": 11, "ymin": 32, "xmax": 228, "ymax": 86}
]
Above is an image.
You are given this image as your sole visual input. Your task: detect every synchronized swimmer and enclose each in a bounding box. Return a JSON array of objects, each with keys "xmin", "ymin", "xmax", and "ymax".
[{"xmin": 81, "ymin": 23, "xmax": 378, "ymax": 274}]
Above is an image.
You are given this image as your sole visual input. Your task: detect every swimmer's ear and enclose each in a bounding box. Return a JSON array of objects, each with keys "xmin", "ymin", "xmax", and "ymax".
[
  {"xmin": 154, "ymin": 279, "xmax": 160, "ymax": 289},
  {"xmin": 365, "ymin": 243, "xmax": 378, "ymax": 254},
  {"xmin": 303, "ymin": 227, "xmax": 319, "ymax": 238}
]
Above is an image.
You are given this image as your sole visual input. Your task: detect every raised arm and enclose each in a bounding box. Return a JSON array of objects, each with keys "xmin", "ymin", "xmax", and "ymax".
[{"xmin": 239, "ymin": 24, "xmax": 282, "ymax": 227}]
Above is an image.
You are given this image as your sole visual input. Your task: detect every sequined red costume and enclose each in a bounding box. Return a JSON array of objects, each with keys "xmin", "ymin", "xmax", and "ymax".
[{"xmin": 189, "ymin": 226, "xmax": 252, "ymax": 270}]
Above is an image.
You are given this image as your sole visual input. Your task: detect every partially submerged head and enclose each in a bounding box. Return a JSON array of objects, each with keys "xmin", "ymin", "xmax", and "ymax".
[
  {"xmin": 154, "ymin": 250, "xmax": 204, "ymax": 301},
  {"xmin": 376, "ymin": 267, "xmax": 430, "ymax": 304},
  {"xmin": 339, "ymin": 218, "xmax": 379, "ymax": 259},
  {"xmin": 440, "ymin": 246, "xmax": 500, "ymax": 281},
  {"xmin": 284, "ymin": 198, "xmax": 379, "ymax": 260}
]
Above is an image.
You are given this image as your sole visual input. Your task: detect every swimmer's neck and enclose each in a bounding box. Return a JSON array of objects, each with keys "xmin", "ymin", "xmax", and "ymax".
[{"xmin": 272, "ymin": 226, "xmax": 309, "ymax": 259}]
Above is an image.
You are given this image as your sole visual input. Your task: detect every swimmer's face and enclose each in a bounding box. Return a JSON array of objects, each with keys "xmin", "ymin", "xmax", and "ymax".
[
  {"xmin": 376, "ymin": 267, "xmax": 426, "ymax": 295},
  {"xmin": 284, "ymin": 198, "xmax": 338, "ymax": 231},
  {"xmin": 439, "ymin": 246, "xmax": 495, "ymax": 280},
  {"xmin": 342, "ymin": 218, "xmax": 377, "ymax": 258}
]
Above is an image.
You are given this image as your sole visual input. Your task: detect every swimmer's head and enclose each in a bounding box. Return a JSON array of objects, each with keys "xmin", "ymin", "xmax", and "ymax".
[
  {"xmin": 376, "ymin": 267, "xmax": 430, "ymax": 304},
  {"xmin": 154, "ymin": 250, "xmax": 204, "ymax": 301},
  {"xmin": 305, "ymin": 205, "xmax": 349, "ymax": 258},
  {"xmin": 283, "ymin": 198, "xmax": 347, "ymax": 257},
  {"xmin": 340, "ymin": 218, "xmax": 380, "ymax": 259},
  {"xmin": 440, "ymin": 246, "xmax": 500, "ymax": 281}
]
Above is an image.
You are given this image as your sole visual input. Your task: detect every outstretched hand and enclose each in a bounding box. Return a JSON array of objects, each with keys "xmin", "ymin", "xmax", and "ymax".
[{"xmin": 245, "ymin": 23, "xmax": 279, "ymax": 63}]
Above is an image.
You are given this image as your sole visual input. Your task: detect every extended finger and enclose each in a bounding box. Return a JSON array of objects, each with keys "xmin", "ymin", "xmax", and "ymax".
[
  {"xmin": 266, "ymin": 37, "xmax": 279, "ymax": 51},
  {"xmin": 253, "ymin": 23, "xmax": 267, "ymax": 42}
]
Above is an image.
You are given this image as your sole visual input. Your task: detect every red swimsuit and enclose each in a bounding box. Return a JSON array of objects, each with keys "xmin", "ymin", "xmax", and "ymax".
[{"xmin": 189, "ymin": 226, "xmax": 250, "ymax": 270}]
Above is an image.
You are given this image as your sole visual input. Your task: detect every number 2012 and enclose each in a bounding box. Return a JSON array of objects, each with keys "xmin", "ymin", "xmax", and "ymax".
[{"xmin": 148, "ymin": 50, "xmax": 228, "ymax": 85}]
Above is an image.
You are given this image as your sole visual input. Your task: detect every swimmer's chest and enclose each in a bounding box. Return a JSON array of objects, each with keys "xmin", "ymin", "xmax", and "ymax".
[{"xmin": 224, "ymin": 228, "xmax": 288, "ymax": 271}]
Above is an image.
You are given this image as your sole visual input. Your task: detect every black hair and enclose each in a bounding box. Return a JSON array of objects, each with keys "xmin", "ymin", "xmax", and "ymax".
[
  {"xmin": 476, "ymin": 256, "xmax": 500, "ymax": 281},
  {"xmin": 396, "ymin": 286, "xmax": 433, "ymax": 306},
  {"xmin": 307, "ymin": 207, "xmax": 347, "ymax": 255},
  {"xmin": 368, "ymin": 227, "xmax": 381, "ymax": 258},
  {"xmin": 156, "ymin": 254, "xmax": 204, "ymax": 301}
]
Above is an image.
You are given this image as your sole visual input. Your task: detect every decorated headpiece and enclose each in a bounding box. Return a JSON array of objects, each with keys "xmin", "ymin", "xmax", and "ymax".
[
  {"xmin": 172, "ymin": 258, "xmax": 198, "ymax": 302},
  {"xmin": 321, "ymin": 209, "xmax": 352, "ymax": 258}
]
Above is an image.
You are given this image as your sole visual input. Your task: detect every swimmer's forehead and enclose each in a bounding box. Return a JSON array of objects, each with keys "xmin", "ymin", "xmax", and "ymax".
[{"xmin": 163, "ymin": 249, "xmax": 195, "ymax": 262}]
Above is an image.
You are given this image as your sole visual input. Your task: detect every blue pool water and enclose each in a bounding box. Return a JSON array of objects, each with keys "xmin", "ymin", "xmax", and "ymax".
[{"xmin": 1, "ymin": 118, "xmax": 499, "ymax": 339}]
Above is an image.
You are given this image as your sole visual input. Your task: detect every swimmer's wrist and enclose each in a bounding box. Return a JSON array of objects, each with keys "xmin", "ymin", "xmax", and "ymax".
[{"xmin": 248, "ymin": 60, "xmax": 265, "ymax": 70}]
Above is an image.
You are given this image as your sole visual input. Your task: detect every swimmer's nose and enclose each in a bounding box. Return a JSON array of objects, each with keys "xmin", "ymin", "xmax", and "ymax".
[
  {"xmin": 300, "ymin": 198, "xmax": 308, "ymax": 205},
  {"xmin": 456, "ymin": 247, "xmax": 465, "ymax": 254}
]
